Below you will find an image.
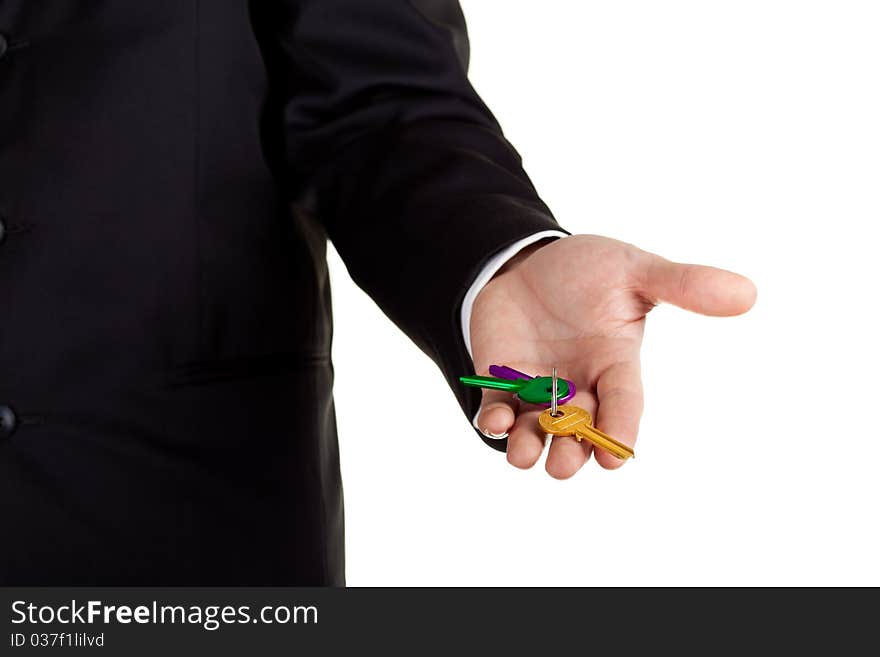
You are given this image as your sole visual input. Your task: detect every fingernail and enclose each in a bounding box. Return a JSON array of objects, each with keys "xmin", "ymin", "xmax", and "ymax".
[{"xmin": 473, "ymin": 407, "xmax": 508, "ymax": 439}]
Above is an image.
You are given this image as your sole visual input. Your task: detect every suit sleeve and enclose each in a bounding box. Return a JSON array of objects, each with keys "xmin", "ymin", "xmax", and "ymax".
[{"xmin": 251, "ymin": 0, "xmax": 569, "ymax": 451}]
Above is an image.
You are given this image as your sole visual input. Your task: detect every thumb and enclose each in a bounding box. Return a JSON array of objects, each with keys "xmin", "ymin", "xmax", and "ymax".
[{"xmin": 641, "ymin": 254, "xmax": 757, "ymax": 316}]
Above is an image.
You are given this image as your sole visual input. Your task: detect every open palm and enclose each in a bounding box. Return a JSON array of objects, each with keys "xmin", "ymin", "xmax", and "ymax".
[{"xmin": 470, "ymin": 234, "xmax": 756, "ymax": 478}]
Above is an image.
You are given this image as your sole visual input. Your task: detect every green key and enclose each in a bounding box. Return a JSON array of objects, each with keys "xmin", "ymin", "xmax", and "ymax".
[{"xmin": 458, "ymin": 375, "xmax": 570, "ymax": 405}]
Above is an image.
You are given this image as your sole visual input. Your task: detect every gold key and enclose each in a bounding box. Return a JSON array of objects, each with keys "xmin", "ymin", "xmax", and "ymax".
[{"xmin": 538, "ymin": 404, "xmax": 635, "ymax": 461}]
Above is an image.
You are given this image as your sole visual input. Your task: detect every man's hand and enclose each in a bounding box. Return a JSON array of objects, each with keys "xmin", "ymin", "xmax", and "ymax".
[{"xmin": 470, "ymin": 234, "xmax": 757, "ymax": 478}]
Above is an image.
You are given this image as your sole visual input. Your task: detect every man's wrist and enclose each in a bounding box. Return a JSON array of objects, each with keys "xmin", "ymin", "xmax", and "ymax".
[
  {"xmin": 493, "ymin": 237, "xmax": 555, "ymax": 278},
  {"xmin": 459, "ymin": 230, "xmax": 568, "ymax": 362},
  {"xmin": 459, "ymin": 230, "xmax": 567, "ymax": 440}
]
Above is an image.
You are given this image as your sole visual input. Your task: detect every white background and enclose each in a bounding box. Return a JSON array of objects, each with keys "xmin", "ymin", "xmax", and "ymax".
[{"xmin": 329, "ymin": 0, "xmax": 880, "ymax": 585}]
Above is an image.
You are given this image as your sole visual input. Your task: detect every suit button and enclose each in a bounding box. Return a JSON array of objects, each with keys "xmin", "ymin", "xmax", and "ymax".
[
  {"xmin": 0, "ymin": 406, "xmax": 17, "ymax": 439},
  {"xmin": 0, "ymin": 34, "xmax": 7, "ymax": 60}
]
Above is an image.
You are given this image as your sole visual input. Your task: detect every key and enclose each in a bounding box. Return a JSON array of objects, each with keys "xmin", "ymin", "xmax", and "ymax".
[
  {"xmin": 489, "ymin": 365, "xmax": 576, "ymax": 406},
  {"xmin": 538, "ymin": 404, "xmax": 635, "ymax": 460},
  {"xmin": 488, "ymin": 364, "xmax": 532, "ymax": 380},
  {"xmin": 459, "ymin": 364, "xmax": 577, "ymax": 407},
  {"xmin": 459, "ymin": 374, "xmax": 571, "ymax": 405},
  {"xmin": 494, "ymin": 364, "xmax": 576, "ymax": 407}
]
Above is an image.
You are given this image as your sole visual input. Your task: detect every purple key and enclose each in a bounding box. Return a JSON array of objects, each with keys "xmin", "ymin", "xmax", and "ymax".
[
  {"xmin": 488, "ymin": 364, "xmax": 532, "ymax": 381},
  {"xmin": 488, "ymin": 364, "xmax": 577, "ymax": 406}
]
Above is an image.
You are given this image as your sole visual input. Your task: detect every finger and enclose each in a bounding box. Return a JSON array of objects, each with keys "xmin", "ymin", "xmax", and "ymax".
[
  {"xmin": 593, "ymin": 360, "xmax": 644, "ymax": 470},
  {"xmin": 475, "ymin": 389, "xmax": 519, "ymax": 439},
  {"xmin": 641, "ymin": 255, "xmax": 757, "ymax": 317},
  {"xmin": 545, "ymin": 435, "xmax": 590, "ymax": 480},
  {"xmin": 506, "ymin": 407, "xmax": 545, "ymax": 469},
  {"xmin": 545, "ymin": 388, "xmax": 596, "ymax": 479}
]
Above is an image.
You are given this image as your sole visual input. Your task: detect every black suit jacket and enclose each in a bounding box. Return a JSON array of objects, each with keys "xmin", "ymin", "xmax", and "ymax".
[{"xmin": 0, "ymin": 0, "xmax": 563, "ymax": 584}]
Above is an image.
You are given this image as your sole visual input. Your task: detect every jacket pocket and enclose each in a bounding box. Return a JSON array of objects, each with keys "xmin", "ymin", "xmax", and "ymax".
[{"xmin": 163, "ymin": 351, "xmax": 331, "ymax": 388}]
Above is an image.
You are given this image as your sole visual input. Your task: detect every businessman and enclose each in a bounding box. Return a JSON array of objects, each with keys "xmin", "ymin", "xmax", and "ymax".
[{"xmin": 0, "ymin": 1, "xmax": 755, "ymax": 584}]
